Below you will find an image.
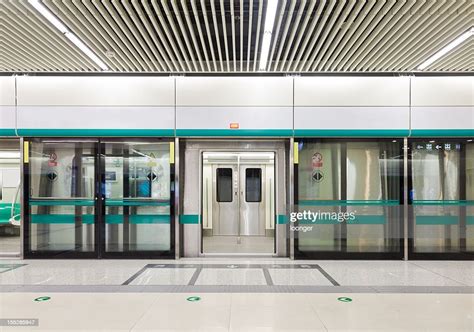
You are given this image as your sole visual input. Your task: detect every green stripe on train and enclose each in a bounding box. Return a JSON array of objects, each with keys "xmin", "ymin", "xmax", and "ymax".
[
  {"xmin": 176, "ymin": 129, "xmax": 293, "ymax": 137},
  {"xmin": 17, "ymin": 129, "xmax": 175, "ymax": 137},
  {"xmin": 0, "ymin": 204, "xmax": 20, "ymax": 224}
]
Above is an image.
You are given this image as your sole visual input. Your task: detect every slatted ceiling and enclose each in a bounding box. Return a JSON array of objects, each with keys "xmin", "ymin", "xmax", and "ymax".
[
  {"xmin": 0, "ymin": 0, "xmax": 472, "ymax": 73},
  {"xmin": 428, "ymin": 37, "xmax": 474, "ymax": 71}
]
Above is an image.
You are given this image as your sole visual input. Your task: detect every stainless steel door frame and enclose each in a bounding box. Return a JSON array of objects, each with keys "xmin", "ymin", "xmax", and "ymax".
[{"xmin": 200, "ymin": 149, "xmax": 278, "ymax": 255}]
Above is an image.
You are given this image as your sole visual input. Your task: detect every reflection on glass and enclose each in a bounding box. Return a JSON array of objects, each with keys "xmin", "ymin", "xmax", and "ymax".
[
  {"xmin": 216, "ymin": 168, "xmax": 233, "ymax": 203},
  {"xmin": 411, "ymin": 140, "xmax": 473, "ymax": 253},
  {"xmin": 28, "ymin": 141, "xmax": 96, "ymax": 252},
  {"xmin": 104, "ymin": 142, "xmax": 171, "ymax": 252},
  {"xmin": 245, "ymin": 168, "xmax": 262, "ymax": 203},
  {"xmin": 297, "ymin": 140, "xmax": 402, "ymax": 254}
]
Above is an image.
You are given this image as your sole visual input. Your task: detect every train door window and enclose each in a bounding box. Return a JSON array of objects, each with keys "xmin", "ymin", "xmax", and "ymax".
[
  {"xmin": 216, "ymin": 168, "xmax": 233, "ymax": 202},
  {"xmin": 245, "ymin": 168, "xmax": 262, "ymax": 202}
]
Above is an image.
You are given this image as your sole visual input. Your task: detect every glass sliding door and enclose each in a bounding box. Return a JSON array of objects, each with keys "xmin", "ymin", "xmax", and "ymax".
[
  {"xmin": 101, "ymin": 140, "xmax": 174, "ymax": 257},
  {"xmin": 295, "ymin": 139, "xmax": 403, "ymax": 259},
  {"xmin": 24, "ymin": 138, "xmax": 175, "ymax": 259},
  {"xmin": 24, "ymin": 139, "xmax": 98, "ymax": 258},
  {"xmin": 409, "ymin": 139, "xmax": 473, "ymax": 259}
]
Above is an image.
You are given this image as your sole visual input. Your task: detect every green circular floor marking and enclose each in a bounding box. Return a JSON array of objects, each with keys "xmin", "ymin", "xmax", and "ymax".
[
  {"xmin": 337, "ymin": 297, "xmax": 352, "ymax": 302},
  {"xmin": 34, "ymin": 296, "xmax": 51, "ymax": 302},
  {"xmin": 186, "ymin": 296, "xmax": 201, "ymax": 302}
]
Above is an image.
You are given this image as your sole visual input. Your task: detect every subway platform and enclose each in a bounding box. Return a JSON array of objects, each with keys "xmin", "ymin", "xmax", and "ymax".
[{"xmin": 0, "ymin": 258, "xmax": 472, "ymax": 331}]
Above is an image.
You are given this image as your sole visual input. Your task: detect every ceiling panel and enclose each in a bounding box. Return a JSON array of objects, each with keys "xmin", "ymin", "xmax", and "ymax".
[{"xmin": 0, "ymin": 0, "xmax": 472, "ymax": 72}]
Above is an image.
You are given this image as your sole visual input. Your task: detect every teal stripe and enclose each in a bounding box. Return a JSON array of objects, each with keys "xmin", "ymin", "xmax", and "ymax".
[
  {"xmin": 413, "ymin": 200, "xmax": 474, "ymax": 206},
  {"xmin": 277, "ymin": 215, "xmax": 288, "ymax": 224},
  {"xmin": 298, "ymin": 214, "xmax": 386, "ymax": 225},
  {"xmin": 31, "ymin": 214, "xmax": 170, "ymax": 224},
  {"xmin": 106, "ymin": 214, "xmax": 170, "ymax": 224},
  {"xmin": 294, "ymin": 129, "xmax": 409, "ymax": 137},
  {"xmin": 0, "ymin": 129, "xmax": 16, "ymax": 136},
  {"xmin": 0, "ymin": 204, "xmax": 20, "ymax": 224},
  {"xmin": 348, "ymin": 215, "xmax": 386, "ymax": 225},
  {"xmin": 17, "ymin": 129, "xmax": 174, "ymax": 137},
  {"xmin": 30, "ymin": 199, "xmax": 95, "ymax": 206},
  {"xmin": 176, "ymin": 129, "xmax": 293, "ymax": 137},
  {"xmin": 105, "ymin": 200, "xmax": 170, "ymax": 207},
  {"xmin": 468, "ymin": 216, "xmax": 474, "ymax": 225},
  {"xmin": 416, "ymin": 216, "xmax": 458, "ymax": 225},
  {"xmin": 31, "ymin": 214, "xmax": 95, "ymax": 224},
  {"xmin": 299, "ymin": 200, "xmax": 399, "ymax": 206},
  {"xmin": 180, "ymin": 214, "xmax": 200, "ymax": 224},
  {"xmin": 298, "ymin": 218, "xmax": 339, "ymax": 225},
  {"xmin": 411, "ymin": 129, "xmax": 474, "ymax": 137}
]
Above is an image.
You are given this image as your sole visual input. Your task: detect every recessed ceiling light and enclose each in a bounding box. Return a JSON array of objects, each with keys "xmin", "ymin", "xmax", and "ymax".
[
  {"xmin": 417, "ymin": 27, "xmax": 474, "ymax": 70},
  {"xmin": 29, "ymin": 0, "xmax": 108, "ymax": 71},
  {"xmin": 258, "ymin": 0, "xmax": 279, "ymax": 71}
]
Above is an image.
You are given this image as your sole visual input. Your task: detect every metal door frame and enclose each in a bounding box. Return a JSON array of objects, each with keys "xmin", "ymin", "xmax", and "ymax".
[{"xmin": 199, "ymin": 149, "xmax": 278, "ymax": 256}]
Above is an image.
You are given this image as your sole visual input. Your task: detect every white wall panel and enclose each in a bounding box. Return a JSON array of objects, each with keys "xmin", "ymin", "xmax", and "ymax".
[
  {"xmin": 176, "ymin": 77, "xmax": 293, "ymax": 106},
  {"xmin": 176, "ymin": 107, "xmax": 293, "ymax": 131},
  {"xmin": 17, "ymin": 106, "xmax": 175, "ymax": 130},
  {"xmin": 0, "ymin": 77, "xmax": 15, "ymax": 106},
  {"xmin": 17, "ymin": 76, "xmax": 174, "ymax": 106},
  {"xmin": 411, "ymin": 107, "xmax": 473, "ymax": 130},
  {"xmin": 411, "ymin": 77, "xmax": 474, "ymax": 107},
  {"xmin": 294, "ymin": 77, "xmax": 410, "ymax": 106},
  {"xmin": 294, "ymin": 107, "xmax": 410, "ymax": 132},
  {"xmin": 0, "ymin": 106, "xmax": 16, "ymax": 132}
]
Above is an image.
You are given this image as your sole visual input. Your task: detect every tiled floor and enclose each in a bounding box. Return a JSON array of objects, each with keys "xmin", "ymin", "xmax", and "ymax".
[
  {"xmin": 0, "ymin": 258, "xmax": 472, "ymax": 330},
  {"xmin": 0, "ymin": 292, "xmax": 472, "ymax": 331}
]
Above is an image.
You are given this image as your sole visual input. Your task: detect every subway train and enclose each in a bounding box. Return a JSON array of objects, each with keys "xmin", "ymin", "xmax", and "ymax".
[{"xmin": 0, "ymin": 75, "xmax": 472, "ymax": 260}]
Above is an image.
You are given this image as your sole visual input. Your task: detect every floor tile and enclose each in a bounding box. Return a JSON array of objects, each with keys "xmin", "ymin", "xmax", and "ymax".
[
  {"xmin": 195, "ymin": 268, "xmax": 267, "ymax": 286},
  {"xmin": 308, "ymin": 293, "xmax": 474, "ymax": 331},
  {"xmin": 318, "ymin": 261, "xmax": 464, "ymax": 286},
  {"xmin": 410, "ymin": 260, "xmax": 474, "ymax": 286},
  {"xmin": 130, "ymin": 268, "xmax": 196, "ymax": 285},
  {"xmin": 268, "ymin": 268, "xmax": 333, "ymax": 286}
]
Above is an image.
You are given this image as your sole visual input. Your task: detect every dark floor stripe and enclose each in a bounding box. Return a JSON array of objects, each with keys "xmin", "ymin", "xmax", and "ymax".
[
  {"xmin": 187, "ymin": 266, "xmax": 202, "ymax": 286},
  {"xmin": 121, "ymin": 265, "xmax": 151, "ymax": 285},
  {"xmin": 262, "ymin": 268, "xmax": 274, "ymax": 286},
  {"xmin": 316, "ymin": 265, "xmax": 340, "ymax": 286}
]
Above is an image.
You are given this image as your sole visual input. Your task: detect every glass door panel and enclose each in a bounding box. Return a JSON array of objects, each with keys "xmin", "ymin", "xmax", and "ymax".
[
  {"xmin": 410, "ymin": 139, "xmax": 473, "ymax": 257},
  {"xmin": 297, "ymin": 142, "xmax": 342, "ymax": 252},
  {"xmin": 102, "ymin": 141, "xmax": 172, "ymax": 254},
  {"xmin": 295, "ymin": 139, "xmax": 403, "ymax": 258},
  {"xmin": 26, "ymin": 140, "xmax": 97, "ymax": 256}
]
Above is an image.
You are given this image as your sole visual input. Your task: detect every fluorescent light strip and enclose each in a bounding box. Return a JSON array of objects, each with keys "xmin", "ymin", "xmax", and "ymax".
[
  {"xmin": 258, "ymin": 0, "xmax": 279, "ymax": 71},
  {"xmin": 28, "ymin": 0, "xmax": 108, "ymax": 71},
  {"xmin": 418, "ymin": 27, "xmax": 474, "ymax": 70}
]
